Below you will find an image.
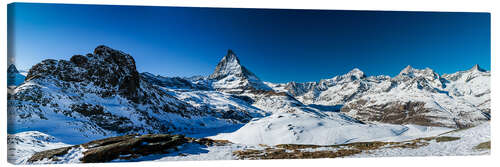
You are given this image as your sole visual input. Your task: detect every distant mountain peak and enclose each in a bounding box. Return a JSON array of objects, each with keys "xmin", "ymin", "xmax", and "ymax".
[
  {"xmin": 397, "ymin": 65, "xmax": 437, "ymax": 77},
  {"xmin": 399, "ymin": 65, "xmax": 415, "ymax": 75},
  {"xmin": 469, "ymin": 64, "xmax": 486, "ymax": 72},
  {"xmin": 209, "ymin": 49, "xmax": 256, "ymax": 80},
  {"xmin": 346, "ymin": 68, "xmax": 365, "ymax": 79},
  {"xmin": 8, "ymin": 64, "xmax": 19, "ymax": 73},
  {"xmin": 8, "ymin": 64, "xmax": 25, "ymax": 86}
]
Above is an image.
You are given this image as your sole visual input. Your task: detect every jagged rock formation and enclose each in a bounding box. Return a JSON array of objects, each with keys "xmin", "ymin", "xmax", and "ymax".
[
  {"xmin": 25, "ymin": 46, "xmax": 143, "ymax": 102},
  {"xmin": 393, "ymin": 65, "xmax": 445, "ymax": 92},
  {"xmin": 7, "ymin": 46, "xmax": 256, "ymax": 143},
  {"xmin": 209, "ymin": 49, "xmax": 271, "ymax": 93},
  {"xmin": 27, "ymin": 134, "xmax": 230, "ymax": 163},
  {"xmin": 273, "ymin": 68, "xmax": 390, "ymax": 106},
  {"xmin": 274, "ymin": 65, "xmax": 490, "ymax": 128}
]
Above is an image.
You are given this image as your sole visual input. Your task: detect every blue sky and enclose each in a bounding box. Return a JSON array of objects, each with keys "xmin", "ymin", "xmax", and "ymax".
[{"xmin": 8, "ymin": 3, "xmax": 490, "ymax": 83}]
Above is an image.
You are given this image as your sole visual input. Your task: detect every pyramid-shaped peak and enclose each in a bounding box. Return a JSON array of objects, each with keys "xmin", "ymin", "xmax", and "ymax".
[
  {"xmin": 209, "ymin": 50, "xmax": 269, "ymax": 91},
  {"xmin": 8, "ymin": 64, "xmax": 19, "ymax": 73},
  {"xmin": 227, "ymin": 49, "xmax": 235, "ymax": 56},
  {"xmin": 223, "ymin": 49, "xmax": 240, "ymax": 63},
  {"xmin": 209, "ymin": 49, "xmax": 248, "ymax": 80}
]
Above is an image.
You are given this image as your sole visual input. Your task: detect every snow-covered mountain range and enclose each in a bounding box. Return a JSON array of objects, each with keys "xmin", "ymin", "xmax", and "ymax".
[
  {"xmin": 267, "ymin": 65, "xmax": 490, "ymax": 128},
  {"xmin": 7, "ymin": 46, "xmax": 490, "ymax": 164}
]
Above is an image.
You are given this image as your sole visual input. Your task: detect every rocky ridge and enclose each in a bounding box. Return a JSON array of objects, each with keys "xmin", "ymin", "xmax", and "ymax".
[{"xmin": 7, "ymin": 46, "xmax": 263, "ymax": 144}]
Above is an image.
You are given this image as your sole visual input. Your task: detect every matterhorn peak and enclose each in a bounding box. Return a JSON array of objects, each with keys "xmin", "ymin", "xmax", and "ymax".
[
  {"xmin": 8, "ymin": 64, "xmax": 19, "ymax": 73},
  {"xmin": 225, "ymin": 49, "xmax": 239, "ymax": 62},
  {"xmin": 209, "ymin": 49, "xmax": 270, "ymax": 91},
  {"xmin": 8, "ymin": 64, "xmax": 25, "ymax": 86},
  {"xmin": 209, "ymin": 49, "xmax": 248, "ymax": 80}
]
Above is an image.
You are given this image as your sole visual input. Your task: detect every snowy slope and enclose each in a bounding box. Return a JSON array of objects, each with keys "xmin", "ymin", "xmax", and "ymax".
[
  {"xmin": 442, "ymin": 65, "xmax": 491, "ymax": 115},
  {"xmin": 141, "ymin": 72, "xmax": 210, "ymax": 90},
  {"xmin": 20, "ymin": 122, "xmax": 487, "ymax": 164},
  {"xmin": 350, "ymin": 122, "xmax": 490, "ymax": 157},
  {"xmin": 342, "ymin": 65, "xmax": 489, "ymax": 128},
  {"xmin": 210, "ymin": 110, "xmax": 452, "ymax": 146},
  {"xmin": 164, "ymin": 88, "xmax": 269, "ymax": 123},
  {"xmin": 8, "ymin": 131, "xmax": 70, "ymax": 164}
]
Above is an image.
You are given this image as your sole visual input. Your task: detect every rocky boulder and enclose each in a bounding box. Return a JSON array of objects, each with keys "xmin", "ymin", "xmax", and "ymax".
[{"xmin": 27, "ymin": 134, "xmax": 230, "ymax": 163}]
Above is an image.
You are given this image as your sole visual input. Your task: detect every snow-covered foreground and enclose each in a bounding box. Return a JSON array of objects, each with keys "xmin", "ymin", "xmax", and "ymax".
[
  {"xmin": 7, "ymin": 131, "xmax": 71, "ymax": 164},
  {"xmin": 210, "ymin": 112, "xmax": 452, "ymax": 146},
  {"xmin": 147, "ymin": 143, "xmax": 241, "ymax": 161},
  {"xmin": 350, "ymin": 122, "xmax": 491, "ymax": 157},
  {"xmin": 156, "ymin": 123, "xmax": 490, "ymax": 161},
  {"xmin": 10, "ymin": 123, "xmax": 490, "ymax": 164}
]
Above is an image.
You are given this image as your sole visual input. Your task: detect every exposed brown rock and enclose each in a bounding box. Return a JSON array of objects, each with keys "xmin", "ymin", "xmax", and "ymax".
[
  {"xmin": 474, "ymin": 141, "xmax": 490, "ymax": 150},
  {"xmin": 341, "ymin": 100, "xmax": 450, "ymax": 127},
  {"xmin": 27, "ymin": 134, "xmax": 232, "ymax": 163}
]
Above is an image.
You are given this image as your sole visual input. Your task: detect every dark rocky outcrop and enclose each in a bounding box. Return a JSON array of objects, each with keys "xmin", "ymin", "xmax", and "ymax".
[
  {"xmin": 26, "ymin": 45, "xmax": 141, "ymax": 102},
  {"xmin": 27, "ymin": 134, "xmax": 231, "ymax": 163},
  {"xmin": 10, "ymin": 46, "xmax": 209, "ymax": 139}
]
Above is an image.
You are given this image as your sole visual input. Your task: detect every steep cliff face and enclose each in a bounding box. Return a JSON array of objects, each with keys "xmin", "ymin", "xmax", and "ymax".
[
  {"xmin": 209, "ymin": 49, "xmax": 271, "ymax": 93},
  {"xmin": 26, "ymin": 45, "xmax": 142, "ymax": 102}
]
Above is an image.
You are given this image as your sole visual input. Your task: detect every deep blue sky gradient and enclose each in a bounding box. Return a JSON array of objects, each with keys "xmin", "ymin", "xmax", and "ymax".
[{"xmin": 8, "ymin": 3, "xmax": 490, "ymax": 83}]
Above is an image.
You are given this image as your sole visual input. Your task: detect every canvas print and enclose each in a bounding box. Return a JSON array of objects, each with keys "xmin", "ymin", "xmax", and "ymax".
[{"xmin": 7, "ymin": 3, "xmax": 491, "ymax": 164}]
